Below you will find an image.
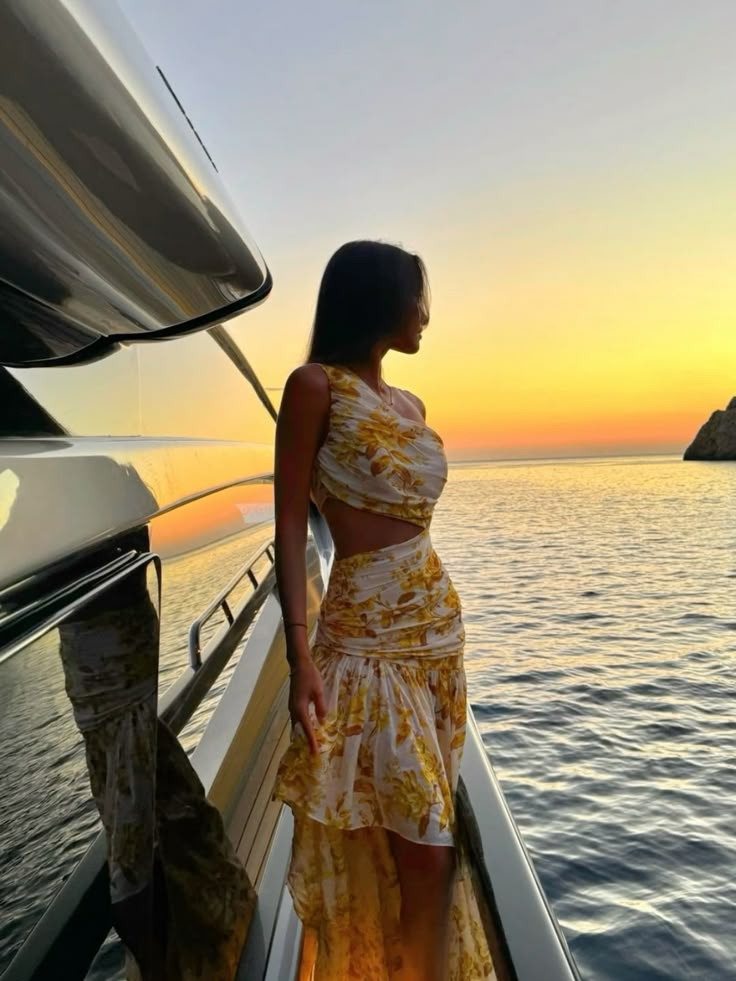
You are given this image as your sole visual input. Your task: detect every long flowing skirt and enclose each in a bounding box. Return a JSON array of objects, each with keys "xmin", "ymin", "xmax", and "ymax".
[{"xmin": 274, "ymin": 528, "xmax": 495, "ymax": 980}]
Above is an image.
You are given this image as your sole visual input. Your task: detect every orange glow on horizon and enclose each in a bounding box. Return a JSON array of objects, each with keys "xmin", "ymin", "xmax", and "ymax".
[
  {"xmin": 231, "ymin": 160, "xmax": 736, "ymax": 462},
  {"xmin": 436, "ymin": 408, "xmax": 708, "ymax": 458}
]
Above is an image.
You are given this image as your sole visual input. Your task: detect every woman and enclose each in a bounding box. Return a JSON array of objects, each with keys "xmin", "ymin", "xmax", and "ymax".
[{"xmin": 273, "ymin": 241, "xmax": 494, "ymax": 980}]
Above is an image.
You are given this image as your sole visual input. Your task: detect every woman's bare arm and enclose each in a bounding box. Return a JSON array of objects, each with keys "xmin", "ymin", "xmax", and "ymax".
[{"xmin": 274, "ymin": 363, "xmax": 330, "ymax": 752}]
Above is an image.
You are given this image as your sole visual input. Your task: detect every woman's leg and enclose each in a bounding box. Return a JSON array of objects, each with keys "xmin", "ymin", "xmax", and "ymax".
[{"xmin": 387, "ymin": 831, "xmax": 456, "ymax": 981}]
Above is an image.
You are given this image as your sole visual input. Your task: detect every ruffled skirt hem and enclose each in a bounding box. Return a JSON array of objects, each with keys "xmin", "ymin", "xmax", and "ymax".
[
  {"xmin": 277, "ymin": 810, "xmax": 496, "ymax": 981},
  {"xmin": 275, "ymin": 641, "xmax": 466, "ymax": 846}
]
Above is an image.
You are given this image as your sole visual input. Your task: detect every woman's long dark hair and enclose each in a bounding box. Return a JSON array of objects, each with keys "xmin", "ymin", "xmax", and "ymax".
[{"xmin": 306, "ymin": 240, "xmax": 430, "ymax": 364}]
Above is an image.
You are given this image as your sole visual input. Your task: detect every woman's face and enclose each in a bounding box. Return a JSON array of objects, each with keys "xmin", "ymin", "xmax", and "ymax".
[{"xmin": 389, "ymin": 297, "xmax": 428, "ymax": 355}]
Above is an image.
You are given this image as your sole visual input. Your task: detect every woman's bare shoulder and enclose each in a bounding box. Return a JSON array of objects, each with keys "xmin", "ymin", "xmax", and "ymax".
[
  {"xmin": 397, "ymin": 387, "xmax": 426, "ymax": 420},
  {"xmin": 278, "ymin": 363, "xmax": 331, "ymax": 447},
  {"xmin": 283, "ymin": 362, "xmax": 331, "ymax": 402}
]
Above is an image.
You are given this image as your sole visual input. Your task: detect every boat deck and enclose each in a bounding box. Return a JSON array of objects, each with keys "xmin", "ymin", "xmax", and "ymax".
[{"xmin": 231, "ymin": 684, "xmax": 291, "ymax": 890}]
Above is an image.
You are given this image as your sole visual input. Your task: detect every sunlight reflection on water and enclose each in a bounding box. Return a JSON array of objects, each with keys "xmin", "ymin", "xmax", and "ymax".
[{"xmin": 433, "ymin": 454, "xmax": 736, "ymax": 981}]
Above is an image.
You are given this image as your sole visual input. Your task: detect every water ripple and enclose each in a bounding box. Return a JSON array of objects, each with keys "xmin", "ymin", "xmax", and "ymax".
[{"xmin": 435, "ymin": 455, "xmax": 736, "ymax": 981}]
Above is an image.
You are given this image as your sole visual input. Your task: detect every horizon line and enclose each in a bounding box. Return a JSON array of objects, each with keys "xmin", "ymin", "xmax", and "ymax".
[{"xmin": 447, "ymin": 449, "xmax": 684, "ymax": 466}]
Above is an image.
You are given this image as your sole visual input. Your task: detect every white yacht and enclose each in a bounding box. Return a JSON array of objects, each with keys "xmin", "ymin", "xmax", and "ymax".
[{"xmin": 0, "ymin": 2, "xmax": 582, "ymax": 979}]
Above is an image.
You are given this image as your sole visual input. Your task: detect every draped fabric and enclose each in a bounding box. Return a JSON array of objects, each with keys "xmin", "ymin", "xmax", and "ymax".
[{"xmin": 310, "ymin": 363, "xmax": 448, "ymax": 529}]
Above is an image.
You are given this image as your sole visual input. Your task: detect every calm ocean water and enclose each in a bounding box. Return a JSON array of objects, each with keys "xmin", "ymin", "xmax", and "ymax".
[
  {"xmin": 2, "ymin": 453, "xmax": 733, "ymax": 979},
  {"xmin": 433, "ymin": 454, "xmax": 736, "ymax": 981}
]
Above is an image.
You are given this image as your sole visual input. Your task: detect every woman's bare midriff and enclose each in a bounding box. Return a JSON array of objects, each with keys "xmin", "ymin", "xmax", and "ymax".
[{"xmin": 320, "ymin": 497, "xmax": 424, "ymax": 560}]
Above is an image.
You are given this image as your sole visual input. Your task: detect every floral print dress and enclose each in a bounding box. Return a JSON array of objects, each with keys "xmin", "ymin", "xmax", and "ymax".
[{"xmin": 274, "ymin": 365, "xmax": 496, "ymax": 980}]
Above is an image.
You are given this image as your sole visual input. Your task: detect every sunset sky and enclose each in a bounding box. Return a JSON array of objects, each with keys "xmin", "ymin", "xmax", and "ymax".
[{"xmin": 123, "ymin": 0, "xmax": 736, "ymax": 460}]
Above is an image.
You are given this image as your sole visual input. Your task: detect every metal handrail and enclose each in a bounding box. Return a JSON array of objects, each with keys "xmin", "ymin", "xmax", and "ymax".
[
  {"xmin": 162, "ymin": 542, "xmax": 276, "ymax": 736},
  {"xmin": 0, "ymin": 551, "xmax": 156, "ymax": 667},
  {"xmin": 187, "ymin": 540, "xmax": 275, "ymax": 668}
]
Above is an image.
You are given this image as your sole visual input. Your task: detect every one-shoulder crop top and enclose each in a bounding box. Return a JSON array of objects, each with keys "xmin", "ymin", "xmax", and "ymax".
[{"xmin": 310, "ymin": 363, "xmax": 448, "ymax": 529}]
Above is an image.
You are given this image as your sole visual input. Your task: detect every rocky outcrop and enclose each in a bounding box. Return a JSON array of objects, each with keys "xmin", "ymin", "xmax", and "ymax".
[{"xmin": 684, "ymin": 397, "xmax": 736, "ymax": 460}]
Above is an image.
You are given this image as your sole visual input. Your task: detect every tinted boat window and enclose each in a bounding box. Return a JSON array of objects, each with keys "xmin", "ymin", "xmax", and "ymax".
[
  {"xmin": 6, "ymin": 327, "xmax": 275, "ymax": 442},
  {"xmin": 0, "ymin": 559, "xmax": 160, "ymax": 974}
]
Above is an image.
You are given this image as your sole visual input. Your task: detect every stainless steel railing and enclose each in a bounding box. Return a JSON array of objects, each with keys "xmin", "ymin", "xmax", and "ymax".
[
  {"xmin": 161, "ymin": 540, "xmax": 276, "ymax": 736},
  {"xmin": 188, "ymin": 540, "xmax": 275, "ymax": 668}
]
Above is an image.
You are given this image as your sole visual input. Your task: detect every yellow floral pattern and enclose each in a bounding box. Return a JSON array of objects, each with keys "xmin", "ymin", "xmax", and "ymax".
[
  {"xmin": 310, "ymin": 363, "xmax": 448, "ymax": 528},
  {"xmin": 278, "ymin": 532, "xmax": 467, "ymax": 843},
  {"xmin": 275, "ymin": 528, "xmax": 495, "ymax": 978}
]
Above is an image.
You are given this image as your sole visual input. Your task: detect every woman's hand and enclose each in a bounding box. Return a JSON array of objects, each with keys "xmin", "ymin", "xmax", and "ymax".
[{"xmin": 288, "ymin": 656, "xmax": 327, "ymax": 755}]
